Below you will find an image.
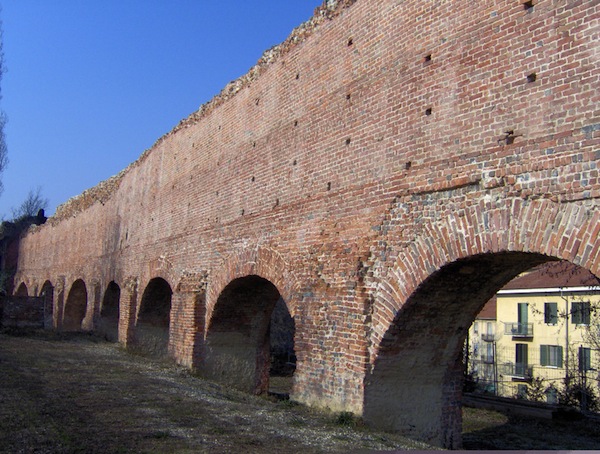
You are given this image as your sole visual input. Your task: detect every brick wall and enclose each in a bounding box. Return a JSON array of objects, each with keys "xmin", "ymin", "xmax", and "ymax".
[{"xmin": 13, "ymin": 0, "xmax": 599, "ymax": 448}]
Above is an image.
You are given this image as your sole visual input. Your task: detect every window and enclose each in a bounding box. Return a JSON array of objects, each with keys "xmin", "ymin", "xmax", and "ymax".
[
  {"xmin": 572, "ymin": 302, "xmax": 591, "ymax": 325},
  {"xmin": 518, "ymin": 302, "xmax": 528, "ymax": 325},
  {"xmin": 540, "ymin": 345, "xmax": 563, "ymax": 368},
  {"xmin": 515, "ymin": 343, "xmax": 528, "ymax": 376},
  {"xmin": 486, "ymin": 321, "xmax": 494, "ymax": 336},
  {"xmin": 544, "ymin": 302, "xmax": 558, "ymax": 325},
  {"xmin": 473, "ymin": 321, "xmax": 479, "ymax": 334},
  {"xmin": 579, "ymin": 346, "xmax": 592, "ymax": 372},
  {"xmin": 517, "ymin": 384, "xmax": 527, "ymax": 399}
]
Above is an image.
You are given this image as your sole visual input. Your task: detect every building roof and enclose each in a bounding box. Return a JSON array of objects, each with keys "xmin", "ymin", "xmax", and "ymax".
[
  {"xmin": 502, "ymin": 261, "xmax": 600, "ymax": 290},
  {"xmin": 475, "ymin": 261, "xmax": 599, "ymax": 321}
]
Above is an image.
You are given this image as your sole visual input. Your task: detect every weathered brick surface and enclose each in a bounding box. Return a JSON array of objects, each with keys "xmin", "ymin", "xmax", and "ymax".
[{"xmin": 12, "ymin": 0, "xmax": 599, "ymax": 448}]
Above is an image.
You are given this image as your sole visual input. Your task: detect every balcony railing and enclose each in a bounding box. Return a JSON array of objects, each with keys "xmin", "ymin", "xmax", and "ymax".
[
  {"xmin": 500, "ymin": 362, "xmax": 533, "ymax": 378},
  {"xmin": 504, "ymin": 322, "xmax": 533, "ymax": 337},
  {"xmin": 481, "ymin": 333, "xmax": 495, "ymax": 342}
]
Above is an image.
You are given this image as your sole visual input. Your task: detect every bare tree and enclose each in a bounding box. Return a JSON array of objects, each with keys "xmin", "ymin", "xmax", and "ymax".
[{"xmin": 11, "ymin": 186, "xmax": 48, "ymax": 220}]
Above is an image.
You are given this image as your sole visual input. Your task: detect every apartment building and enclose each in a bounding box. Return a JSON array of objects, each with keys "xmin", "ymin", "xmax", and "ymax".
[{"xmin": 468, "ymin": 261, "xmax": 600, "ymax": 404}]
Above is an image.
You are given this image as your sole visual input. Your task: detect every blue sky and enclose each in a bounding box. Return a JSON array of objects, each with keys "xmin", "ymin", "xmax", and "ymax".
[{"xmin": 0, "ymin": 1, "xmax": 321, "ymax": 217}]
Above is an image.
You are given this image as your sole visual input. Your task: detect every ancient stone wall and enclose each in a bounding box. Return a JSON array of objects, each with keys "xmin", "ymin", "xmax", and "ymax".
[{"xmin": 13, "ymin": 0, "xmax": 599, "ymax": 448}]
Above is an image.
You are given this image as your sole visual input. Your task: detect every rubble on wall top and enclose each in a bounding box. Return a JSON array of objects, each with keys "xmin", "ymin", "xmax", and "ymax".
[{"xmin": 47, "ymin": 0, "xmax": 356, "ymax": 226}]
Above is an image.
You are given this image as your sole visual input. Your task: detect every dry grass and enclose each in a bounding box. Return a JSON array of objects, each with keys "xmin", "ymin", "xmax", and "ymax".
[
  {"xmin": 0, "ymin": 330, "xmax": 430, "ymax": 453},
  {"xmin": 462, "ymin": 406, "xmax": 600, "ymax": 450},
  {"xmin": 2, "ymin": 329, "xmax": 598, "ymax": 452}
]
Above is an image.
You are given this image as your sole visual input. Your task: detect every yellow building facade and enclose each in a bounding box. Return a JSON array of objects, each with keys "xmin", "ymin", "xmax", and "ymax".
[{"xmin": 468, "ymin": 262, "xmax": 600, "ymax": 407}]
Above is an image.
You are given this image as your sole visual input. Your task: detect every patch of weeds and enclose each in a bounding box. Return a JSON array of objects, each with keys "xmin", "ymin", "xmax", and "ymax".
[
  {"xmin": 335, "ymin": 411, "xmax": 356, "ymax": 427},
  {"xmin": 207, "ymin": 426, "xmax": 231, "ymax": 435},
  {"xmin": 288, "ymin": 416, "xmax": 306, "ymax": 427},
  {"xmin": 146, "ymin": 430, "xmax": 173, "ymax": 439},
  {"xmin": 278, "ymin": 398, "xmax": 300, "ymax": 408}
]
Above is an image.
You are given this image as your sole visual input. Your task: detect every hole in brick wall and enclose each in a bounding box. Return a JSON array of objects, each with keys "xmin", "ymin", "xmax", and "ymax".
[
  {"xmin": 502, "ymin": 130, "xmax": 516, "ymax": 145},
  {"xmin": 405, "ymin": 161, "xmax": 412, "ymax": 170},
  {"xmin": 253, "ymin": 142, "xmax": 256, "ymax": 148},
  {"xmin": 425, "ymin": 107, "xmax": 433, "ymax": 116},
  {"xmin": 345, "ymin": 138, "xmax": 351, "ymax": 145},
  {"xmin": 241, "ymin": 209, "xmax": 244, "ymax": 216},
  {"xmin": 251, "ymin": 176, "xmax": 255, "ymax": 182},
  {"xmin": 346, "ymin": 93, "xmax": 351, "ymax": 100},
  {"xmin": 423, "ymin": 54, "xmax": 432, "ymax": 65},
  {"xmin": 255, "ymin": 98, "xmax": 260, "ymax": 106},
  {"xmin": 274, "ymin": 198, "xmax": 279, "ymax": 208},
  {"xmin": 347, "ymin": 37, "xmax": 353, "ymax": 46},
  {"xmin": 293, "ymin": 159, "xmax": 297, "ymax": 166},
  {"xmin": 523, "ymin": 0, "xmax": 534, "ymax": 10},
  {"xmin": 327, "ymin": 182, "xmax": 332, "ymax": 191},
  {"xmin": 294, "ymin": 120, "xmax": 298, "ymax": 127},
  {"xmin": 296, "ymin": 73, "xmax": 300, "ymax": 80},
  {"xmin": 216, "ymin": 191, "xmax": 219, "ymax": 196},
  {"xmin": 527, "ymin": 72, "xmax": 537, "ymax": 83}
]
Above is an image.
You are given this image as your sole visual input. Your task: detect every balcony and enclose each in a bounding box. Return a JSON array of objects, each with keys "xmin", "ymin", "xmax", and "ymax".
[
  {"xmin": 504, "ymin": 322, "xmax": 533, "ymax": 338},
  {"xmin": 500, "ymin": 362, "xmax": 533, "ymax": 379},
  {"xmin": 481, "ymin": 333, "xmax": 496, "ymax": 342}
]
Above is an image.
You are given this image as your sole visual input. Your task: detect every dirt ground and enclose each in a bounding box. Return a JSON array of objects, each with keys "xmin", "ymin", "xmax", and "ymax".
[
  {"xmin": 0, "ymin": 330, "xmax": 431, "ymax": 453},
  {"xmin": 1, "ymin": 330, "xmax": 599, "ymax": 453}
]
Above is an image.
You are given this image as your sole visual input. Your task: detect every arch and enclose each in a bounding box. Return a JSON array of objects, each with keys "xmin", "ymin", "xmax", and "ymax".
[
  {"xmin": 206, "ymin": 246, "xmax": 300, "ymax": 322},
  {"xmin": 135, "ymin": 277, "xmax": 173, "ymax": 357},
  {"xmin": 63, "ymin": 279, "xmax": 88, "ymax": 331},
  {"xmin": 98, "ymin": 281, "xmax": 120, "ymax": 342},
  {"xmin": 203, "ymin": 275, "xmax": 294, "ymax": 395},
  {"xmin": 363, "ymin": 197, "xmax": 600, "ymax": 448},
  {"xmin": 14, "ymin": 282, "xmax": 28, "ymax": 297},
  {"xmin": 40, "ymin": 280, "xmax": 54, "ymax": 329}
]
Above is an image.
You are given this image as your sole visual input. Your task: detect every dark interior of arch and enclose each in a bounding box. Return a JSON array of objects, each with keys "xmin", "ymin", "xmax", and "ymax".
[
  {"xmin": 270, "ymin": 296, "xmax": 296, "ymax": 378},
  {"xmin": 204, "ymin": 275, "xmax": 288, "ymax": 395},
  {"xmin": 64, "ymin": 280, "xmax": 87, "ymax": 331},
  {"xmin": 40, "ymin": 281, "xmax": 54, "ymax": 329},
  {"xmin": 136, "ymin": 277, "xmax": 172, "ymax": 357},
  {"xmin": 364, "ymin": 252, "xmax": 555, "ymax": 449},
  {"xmin": 15, "ymin": 282, "xmax": 28, "ymax": 297},
  {"xmin": 98, "ymin": 281, "xmax": 120, "ymax": 342}
]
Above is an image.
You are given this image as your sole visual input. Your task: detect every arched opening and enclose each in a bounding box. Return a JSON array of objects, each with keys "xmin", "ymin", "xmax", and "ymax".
[
  {"xmin": 364, "ymin": 252, "xmax": 558, "ymax": 448},
  {"xmin": 463, "ymin": 260, "xmax": 600, "ymax": 446},
  {"xmin": 203, "ymin": 275, "xmax": 294, "ymax": 395},
  {"xmin": 40, "ymin": 281, "xmax": 54, "ymax": 329},
  {"xmin": 63, "ymin": 279, "xmax": 88, "ymax": 331},
  {"xmin": 15, "ymin": 282, "xmax": 28, "ymax": 297},
  {"xmin": 135, "ymin": 277, "xmax": 172, "ymax": 357},
  {"xmin": 98, "ymin": 281, "xmax": 120, "ymax": 342}
]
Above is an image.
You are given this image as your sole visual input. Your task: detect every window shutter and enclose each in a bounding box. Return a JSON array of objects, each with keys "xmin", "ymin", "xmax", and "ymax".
[
  {"xmin": 557, "ymin": 346, "xmax": 563, "ymax": 368},
  {"xmin": 540, "ymin": 345, "xmax": 548, "ymax": 366},
  {"xmin": 572, "ymin": 303, "xmax": 581, "ymax": 324}
]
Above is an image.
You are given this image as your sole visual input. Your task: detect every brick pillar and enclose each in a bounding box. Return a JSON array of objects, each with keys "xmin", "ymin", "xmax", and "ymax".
[
  {"xmin": 170, "ymin": 272, "xmax": 207, "ymax": 367},
  {"xmin": 119, "ymin": 277, "xmax": 138, "ymax": 346},
  {"xmin": 82, "ymin": 280, "xmax": 100, "ymax": 331},
  {"xmin": 54, "ymin": 276, "xmax": 65, "ymax": 330}
]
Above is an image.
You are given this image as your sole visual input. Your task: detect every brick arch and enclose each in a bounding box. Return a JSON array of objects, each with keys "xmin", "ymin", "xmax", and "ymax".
[
  {"xmin": 39, "ymin": 280, "xmax": 55, "ymax": 329},
  {"xmin": 203, "ymin": 246, "xmax": 300, "ymax": 394},
  {"xmin": 133, "ymin": 276, "xmax": 174, "ymax": 357},
  {"xmin": 368, "ymin": 198, "xmax": 600, "ymax": 359},
  {"xmin": 63, "ymin": 278, "xmax": 88, "ymax": 331},
  {"xmin": 363, "ymin": 198, "xmax": 600, "ymax": 448},
  {"xmin": 206, "ymin": 245, "xmax": 300, "ymax": 322}
]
